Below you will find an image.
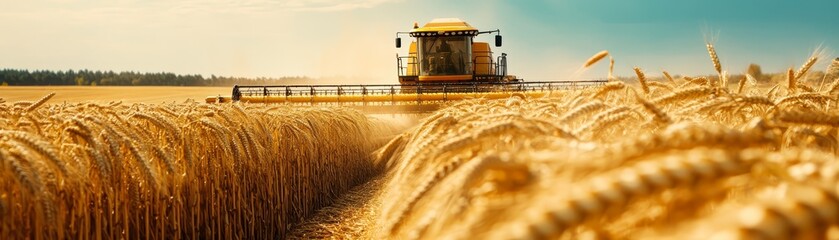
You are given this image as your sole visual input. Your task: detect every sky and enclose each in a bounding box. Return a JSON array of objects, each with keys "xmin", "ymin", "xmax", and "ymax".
[{"xmin": 1, "ymin": 0, "xmax": 838, "ymax": 84}]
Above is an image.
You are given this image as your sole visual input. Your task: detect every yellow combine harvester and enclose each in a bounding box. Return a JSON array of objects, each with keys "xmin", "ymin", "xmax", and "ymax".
[{"xmin": 207, "ymin": 18, "xmax": 605, "ymax": 113}]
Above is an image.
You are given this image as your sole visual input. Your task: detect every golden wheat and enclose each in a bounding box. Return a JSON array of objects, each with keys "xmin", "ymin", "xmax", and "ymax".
[
  {"xmin": 5, "ymin": 43, "xmax": 839, "ymax": 240},
  {"xmin": 354, "ymin": 47, "xmax": 839, "ymax": 240},
  {"xmin": 0, "ymin": 96, "xmax": 402, "ymax": 239},
  {"xmin": 707, "ymin": 43, "xmax": 722, "ymax": 75},
  {"xmin": 584, "ymin": 50, "xmax": 610, "ymax": 68},
  {"xmin": 663, "ymin": 71, "xmax": 676, "ymax": 86},
  {"xmin": 634, "ymin": 67, "xmax": 650, "ymax": 94}
]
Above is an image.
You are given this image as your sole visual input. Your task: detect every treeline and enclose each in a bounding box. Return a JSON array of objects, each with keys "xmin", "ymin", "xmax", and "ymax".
[{"xmin": 0, "ymin": 69, "xmax": 313, "ymax": 86}]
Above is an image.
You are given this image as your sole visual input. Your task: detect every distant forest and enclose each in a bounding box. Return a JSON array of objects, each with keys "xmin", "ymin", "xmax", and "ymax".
[{"xmin": 0, "ymin": 69, "xmax": 313, "ymax": 86}]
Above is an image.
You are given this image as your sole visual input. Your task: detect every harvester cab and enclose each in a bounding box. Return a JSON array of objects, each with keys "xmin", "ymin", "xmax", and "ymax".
[{"xmin": 395, "ymin": 18, "xmax": 516, "ymax": 86}]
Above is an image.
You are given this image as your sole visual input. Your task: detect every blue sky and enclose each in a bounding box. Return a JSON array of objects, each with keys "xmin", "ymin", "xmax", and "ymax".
[{"xmin": 1, "ymin": 0, "xmax": 837, "ymax": 83}]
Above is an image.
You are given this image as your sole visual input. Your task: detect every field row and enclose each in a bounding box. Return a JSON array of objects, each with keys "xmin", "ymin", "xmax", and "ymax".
[{"xmin": 0, "ymin": 97, "xmax": 402, "ymax": 239}]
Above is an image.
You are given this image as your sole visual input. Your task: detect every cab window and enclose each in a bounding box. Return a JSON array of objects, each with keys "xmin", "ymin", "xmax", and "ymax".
[{"xmin": 418, "ymin": 36, "xmax": 472, "ymax": 76}]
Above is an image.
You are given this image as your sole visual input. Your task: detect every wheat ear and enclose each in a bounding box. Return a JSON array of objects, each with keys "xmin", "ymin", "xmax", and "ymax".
[
  {"xmin": 634, "ymin": 67, "xmax": 649, "ymax": 94},
  {"xmin": 584, "ymin": 50, "xmax": 609, "ymax": 68}
]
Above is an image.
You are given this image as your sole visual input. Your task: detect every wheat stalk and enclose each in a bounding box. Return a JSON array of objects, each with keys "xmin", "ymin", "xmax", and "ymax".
[
  {"xmin": 663, "ymin": 71, "xmax": 676, "ymax": 86},
  {"xmin": 25, "ymin": 92, "xmax": 55, "ymax": 112},
  {"xmin": 634, "ymin": 67, "xmax": 650, "ymax": 94},
  {"xmin": 584, "ymin": 50, "xmax": 609, "ymax": 68},
  {"xmin": 590, "ymin": 82, "xmax": 626, "ymax": 99},
  {"xmin": 519, "ymin": 148, "xmax": 755, "ymax": 239},
  {"xmin": 788, "ymin": 67, "xmax": 797, "ymax": 93},
  {"xmin": 795, "ymin": 52, "xmax": 819, "ymax": 81},
  {"xmin": 634, "ymin": 93, "xmax": 671, "ymax": 124},
  {"xmin": 707, "ymin": 43, "xmax": 722, "ymax": 75},
  {"xmin": 820, "ymin": 58, "xmax": 839, "ymax": 92},
  {"xmin": 741, "ymin": 74, "xmax": 758, "ymax": 95}
]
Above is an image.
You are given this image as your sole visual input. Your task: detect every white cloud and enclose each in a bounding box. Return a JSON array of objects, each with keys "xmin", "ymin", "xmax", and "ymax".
[
  {"xmin": 284, "ymin": 0, "xmax": 399, "ymax": 12},
  {"xmin": 157, "ymin": 0, "xmax": 401, "ymax": 14},
  {"xmin": 1, "ymin": 0, "xmax": 401, "ymax": 17}
]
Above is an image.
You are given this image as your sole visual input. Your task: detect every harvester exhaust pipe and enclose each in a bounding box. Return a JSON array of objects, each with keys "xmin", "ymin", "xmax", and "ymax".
[{"xmin": 232, "ymin": 85, "xmax": 241, "ymax": 102}]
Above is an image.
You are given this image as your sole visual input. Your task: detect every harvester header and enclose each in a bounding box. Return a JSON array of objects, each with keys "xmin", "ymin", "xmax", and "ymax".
[{"xmin": 207, "ymin": 18, "xmax": 606, "ymax": 113}]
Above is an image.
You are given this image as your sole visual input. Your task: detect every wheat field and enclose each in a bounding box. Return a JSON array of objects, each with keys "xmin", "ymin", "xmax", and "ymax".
[
  {"xmin": 3, "ymin": 51, "xmax": 839, "ymax": 239},
  {"xmin": 291, "ymin": 53, "xmax": 839, "ymax": 239},
  {"xmin": 0, "ymin": 97, "xmax": 404, "ymax": 239}
]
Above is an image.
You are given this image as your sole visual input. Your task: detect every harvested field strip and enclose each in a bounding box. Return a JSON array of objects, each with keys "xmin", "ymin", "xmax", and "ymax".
[{"xmin": 286, "ymin": 176, "xmax": 384, "ymax": 239}]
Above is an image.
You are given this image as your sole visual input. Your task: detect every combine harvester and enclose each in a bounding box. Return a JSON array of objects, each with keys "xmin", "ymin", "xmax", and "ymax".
[{"xmin": 207, "ymin": 18, "xmax": 605, "ymax": 113}]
